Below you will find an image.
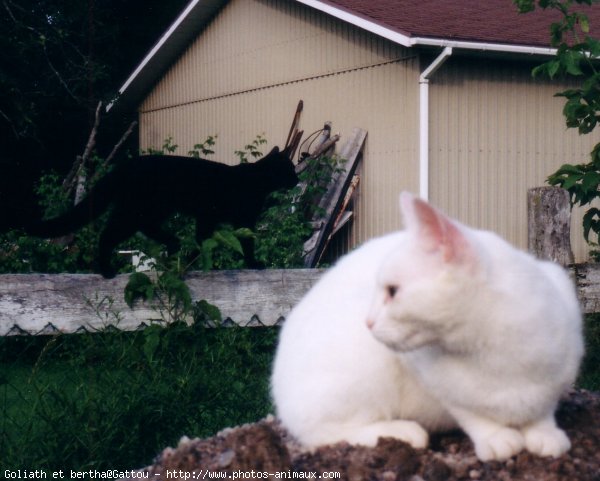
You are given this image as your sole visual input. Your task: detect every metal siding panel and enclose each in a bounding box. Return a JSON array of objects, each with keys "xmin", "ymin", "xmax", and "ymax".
[
  {"xmin": 429, "ymin": 58, "xmax": 596, "ymax": 262},
  {"xmin": 139, "ymin": 0, "xmax": 420, "ymax": 253}
]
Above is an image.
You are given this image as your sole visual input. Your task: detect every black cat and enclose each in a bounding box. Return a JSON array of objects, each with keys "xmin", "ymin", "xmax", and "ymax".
[{"xmin": 26, "ymin": 146, "xmax": 299, "ymax": 277}]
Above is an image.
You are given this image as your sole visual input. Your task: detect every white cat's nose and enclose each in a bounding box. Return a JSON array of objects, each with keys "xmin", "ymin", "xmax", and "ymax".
[{"xmin": 366, "ymin": 318, "xmax": 375, "ymax": 330}]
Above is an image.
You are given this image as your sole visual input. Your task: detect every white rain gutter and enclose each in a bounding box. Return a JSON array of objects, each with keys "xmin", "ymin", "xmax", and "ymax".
[
  {"xmin": 419, "ymin": 46, "xmax": 452, "ymax": 201},
  {"xmin": 411, "ymin": 37, "xmax": 556, "ymax": 56}
]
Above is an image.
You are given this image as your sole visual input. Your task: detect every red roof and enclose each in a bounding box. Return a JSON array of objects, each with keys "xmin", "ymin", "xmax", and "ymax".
[{"xmin": 317, "ymin": 0, "xmax": 600, "ymax": 48}]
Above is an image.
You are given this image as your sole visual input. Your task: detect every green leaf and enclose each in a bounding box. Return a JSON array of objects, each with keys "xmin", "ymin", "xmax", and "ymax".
[
  {"xmin": 582, "ymin": 171, "xmax": 600, "ymax": 192},
  {"xmin": 555, "ymin": 163, "xmax": 585, "ymax": 175},
  {"xmin": 583, "ymin": 208, "xmax": 600, "ymax": 241},
  {"xmin": 233, "ymin": 227, "xmax": 255, "ymax": 239},
  {"xmin": 201, "ymin": 238, "xmax": 218, "ymax": 270},
  {"xmin": 561, "ymin": 173, "xmax": 584, "ymax": 190},
  {"xmin": 143, "ymin": 325, "xmax": 162, "ymax": 363},
  {"xmin": 159, "ymin": 270, "xmax": 192, "ymax": 311},
  {"xmin": 514, "ymin": 0, "xmax": 536, "ymax": 13},
  {"xmin": 214, "ymin": 229, "xmax": 244, "ymax": 255},
  {"xmin": 585, "ymin": 37, "xmax": 600, "ymax": 57},
  {"xmin": 561, "ymin": 50, "xmax": 584, "ymax": 76},
  {"xmin": 547, "ymin": 60, "xmax": 561, "ymax": 78},
  {"xmin": 124, "ymin": 272, "xmax": 155, "ymax": 308},
  {"xmin": 194, "ymin": 299, "xmax": 222, "ymax": 323},
  {"xmin": 579, "ymin": 14, "xmax": 590, "ymax": 33}
]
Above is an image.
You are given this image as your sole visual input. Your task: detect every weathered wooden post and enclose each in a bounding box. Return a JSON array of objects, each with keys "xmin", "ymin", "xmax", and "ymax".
[{"xmin": 527, "ymin": 186, "xmax": 574, "ymax": 266}]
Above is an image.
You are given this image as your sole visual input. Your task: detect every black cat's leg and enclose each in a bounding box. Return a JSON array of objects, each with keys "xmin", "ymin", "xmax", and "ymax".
[
  {"xmin": 98, "ymin": 215, "xmax": 138, "ymax": 278},
  {"xmin": 191, "ymin": 221, "xmax": 216, "ymax": 264},
  {"xmin": 240, "ymin": 236, "xmax": 264, "ymax": 269},
  {"xmin": 195, "ymin": 221, "xmax": 215, "ymax": 244}
]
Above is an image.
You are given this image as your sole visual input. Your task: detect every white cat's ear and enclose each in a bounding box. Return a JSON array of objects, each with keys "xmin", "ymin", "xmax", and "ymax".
[
  {"xmin": 399, "ymin": 192, "xmax": 474, "ymax": 266},
  {"xmin": 399, "ymin": 191, "xmax": 419, "ymax": 228}
]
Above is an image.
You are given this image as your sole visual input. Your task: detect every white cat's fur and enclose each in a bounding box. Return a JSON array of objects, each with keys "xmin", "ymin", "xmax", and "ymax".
[{"xmin": 271, "ymin": 192, "xmax": 584, "ymax": 461}]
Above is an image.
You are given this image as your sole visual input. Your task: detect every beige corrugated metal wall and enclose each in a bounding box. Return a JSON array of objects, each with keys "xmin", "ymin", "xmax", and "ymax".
[
  {"xmin": 428, "ymin": 56, "xmax": 597, "ymax": 262},
  {"xmin": 139, "ymin": 0, "xmax": 420, "ymax": 251},
  {"xmin": 138, "ymin": 0, "xmax": 598, "ymax": 261}
]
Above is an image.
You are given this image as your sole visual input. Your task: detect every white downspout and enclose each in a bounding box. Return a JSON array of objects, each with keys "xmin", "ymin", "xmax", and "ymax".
[{"xmin": 419, "ymin": 47, "xmax": 452, "ymax": 200}]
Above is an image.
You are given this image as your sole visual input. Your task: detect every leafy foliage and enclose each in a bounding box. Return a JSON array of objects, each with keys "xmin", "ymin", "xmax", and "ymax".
[
  {"xmin": 514, "ymin": 0, "xmax": 600, "ymax": 244},
  {"xmin": 188, "ymin": 134, "xmax": 217, "ymax": 158},
  {"xmin": 255, "ymin": 153, "xmax": 347, "ymax": 268},
  {"xmin": 234, "ymin": 133, "xmax": 267, "ymax": 163},
  {"xmin": 0, "ymin": 155, "xmax": 110, "ymax": 274}
]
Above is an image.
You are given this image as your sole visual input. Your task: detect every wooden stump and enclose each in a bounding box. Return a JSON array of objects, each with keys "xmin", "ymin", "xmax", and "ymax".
[{"xmin": 527, "ymin": 186, "xmax": 574, "ymax": 266}]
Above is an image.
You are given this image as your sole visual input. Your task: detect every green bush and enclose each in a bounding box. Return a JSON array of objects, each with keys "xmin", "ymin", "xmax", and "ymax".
[
  {"xmin": 0, "ymin": 134, "xmax": 344, "ymax": 275},
  {"xmin": 0, "ymin": 321, "xmax": 279, "ymax": 470}
]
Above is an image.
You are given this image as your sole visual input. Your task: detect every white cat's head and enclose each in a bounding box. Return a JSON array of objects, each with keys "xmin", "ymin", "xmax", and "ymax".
[{"xmin": 367, "ymin": 192, "xmax": 485, "ymax": 352}]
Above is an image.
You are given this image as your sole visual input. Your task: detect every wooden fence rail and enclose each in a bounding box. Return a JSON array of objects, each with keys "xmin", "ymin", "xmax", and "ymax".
[{"xmin": 0, "ymin": 270, "xmax": 323, "ymax": 335}]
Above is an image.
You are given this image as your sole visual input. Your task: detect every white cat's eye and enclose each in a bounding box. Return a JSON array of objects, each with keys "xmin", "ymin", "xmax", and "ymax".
[{"xmin": 386, "ymin": 285, "xmax": 399, "ymax": 298}]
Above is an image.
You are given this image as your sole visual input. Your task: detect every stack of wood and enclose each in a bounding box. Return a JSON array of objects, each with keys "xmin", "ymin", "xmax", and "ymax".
[{"xmin": 295, "ymin": 120, "xmax": 366, "ymax": 267}]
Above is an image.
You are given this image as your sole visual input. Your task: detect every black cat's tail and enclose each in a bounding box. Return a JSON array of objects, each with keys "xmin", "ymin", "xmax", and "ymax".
[{"xmin": 24, "ymin": 170, "xmax": 117, "ymax": 238}]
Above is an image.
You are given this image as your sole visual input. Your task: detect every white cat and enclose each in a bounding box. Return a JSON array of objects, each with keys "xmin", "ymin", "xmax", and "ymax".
[{"xmin": 271, "ymin": 192, "xmax": 583, "ymax": 461}]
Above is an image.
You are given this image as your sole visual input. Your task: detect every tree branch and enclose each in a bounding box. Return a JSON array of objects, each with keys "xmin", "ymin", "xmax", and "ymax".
[{"xmin": 105, "ymin": 120, "xmax": 137, "ymax": 165}]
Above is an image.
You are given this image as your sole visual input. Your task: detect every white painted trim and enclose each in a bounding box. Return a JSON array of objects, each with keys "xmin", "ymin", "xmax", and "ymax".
[
  {"xmin": 107, "ymin": 0, "xmax": 206, "ymax": 111},
  {"xmin": 120, "ymin": 0, "xmax": 202, "ymax": 96},
  {"xmin": 292, "ymin": 0, "xmax": 413, "ymax": 47},
  {"xmin": 411, "ymin": 36, "xmax": 557, "ymax": 56}
]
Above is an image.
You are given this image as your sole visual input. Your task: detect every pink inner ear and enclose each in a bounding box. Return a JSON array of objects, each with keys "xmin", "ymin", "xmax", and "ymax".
[{"xmin": 412, "ymin": 198, "xmax": 472, "ymax": 265}]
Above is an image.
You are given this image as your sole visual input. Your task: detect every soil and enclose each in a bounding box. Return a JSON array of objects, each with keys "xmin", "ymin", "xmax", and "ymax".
[{"xmin": 124, "ymin": 389, "xmax": 600, "ymax": 481}]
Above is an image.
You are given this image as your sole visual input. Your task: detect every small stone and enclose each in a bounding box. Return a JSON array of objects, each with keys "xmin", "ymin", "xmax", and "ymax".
[
  {"xmin": 447, "ymin": 443, "xmax": 460, "ymax": 455},
  {"xmin": 217, "ymin": 449, "xmax": 235, "ymax": 468},
  {"xmin": 381, "ymin": 470, "xmax": 397, "ymax": 481},
  {"xmin": 469, "ymin": 469, "xmax": 481, "ymax": 479},
  {"xmin": 423, "ymin": 459, "xmax": 452, "ymax": 481}
]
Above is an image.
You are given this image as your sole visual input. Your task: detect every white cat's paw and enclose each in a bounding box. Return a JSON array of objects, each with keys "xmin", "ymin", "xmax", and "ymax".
[
  {"xmin": 523, "ymin": 425, "xmax": 571, "ymax": 458},
  {"xmin": 386, "ymin": 420, "xmax": 429, "ymax": 449},
  {"xmin": 474, "ymin": 428, "xmax": 525, "ymax": 461},
  {"xmin": 348, "ymin": 420, "xmax": 429, "ymax": 449}
]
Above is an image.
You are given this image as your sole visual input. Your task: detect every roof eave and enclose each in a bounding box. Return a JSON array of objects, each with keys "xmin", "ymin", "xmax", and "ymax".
[
  {"xmin": 108, "ymin": 0, "xmax": 227, "ymax": 113},
  {"xmin": 295, "ymin": 0, "xmax": 413, "ymax": 47}
]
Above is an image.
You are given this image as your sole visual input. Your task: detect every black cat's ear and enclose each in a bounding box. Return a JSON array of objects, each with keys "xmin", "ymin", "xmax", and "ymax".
[{"xmin": 270, "ymin": 146, "xmax": 280, "ymax": 154}]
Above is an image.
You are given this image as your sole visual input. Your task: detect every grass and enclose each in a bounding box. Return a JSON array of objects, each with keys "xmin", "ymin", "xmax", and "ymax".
[
  {"xmin": 0, "ymin": 315, "xmax": 599, "ymax": 473},
  {"xmin": 0, "ymin": 322, "xmax": 279, "ymax": 471},
  {"xmin": 579, "ymin": 314, "xmax": 600, "ymax": 391}
]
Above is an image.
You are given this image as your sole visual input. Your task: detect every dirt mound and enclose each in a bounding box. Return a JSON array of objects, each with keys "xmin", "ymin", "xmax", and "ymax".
[{"xmin": 125, "ymin": 389, "xmax": 600, "ymax": 481}]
